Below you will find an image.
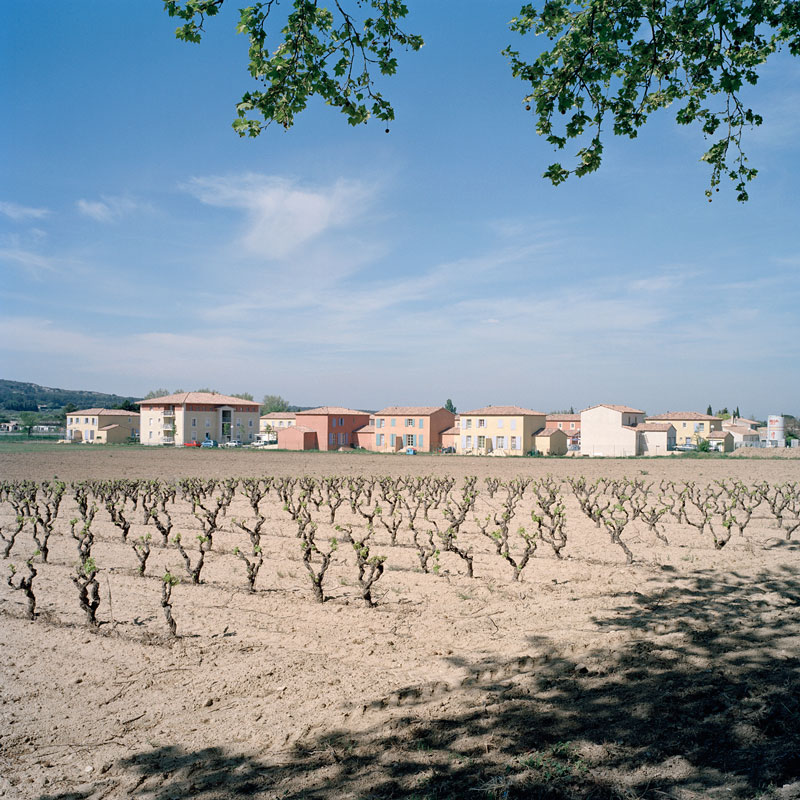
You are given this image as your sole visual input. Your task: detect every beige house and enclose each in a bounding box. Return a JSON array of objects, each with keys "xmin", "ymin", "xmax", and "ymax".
[
  {"xmin": 722, "ymin": 422, "xmax": 760, "ymax": 447},
  {"xmin": 458, "ymin": 406, "xmax": 547, "ymax": 455},
  {"xmin": 532, "ymin": 427, "xmax": 568, "ymax": 455},
  {"xmin": 580, "ymin": 405, "xmax": 645, "ymax": 457},
  {"xmin": 259, "ymin": 412, "xmax": 296, "ymax": 435},
  {"xmin": 66, "ymin": 409, "xmax": 139, "ymax": 444},
  {"xmin": 635, "ymin": 422, "xmax": 676, "ymax": 455},
  {"xmin": 645, "ymin": 411, "xmax": 722, "ymax": 446},
  {"xmin": 138, "ymin": 392, "xmax": 261, "ymax": 445},
  {"xmin": 708, "ymin": 430, "xmax": 734, "ymax": 452},
  {"xmin": 372, "ymin": 406, "xmax": 455, "ymax": 453}
]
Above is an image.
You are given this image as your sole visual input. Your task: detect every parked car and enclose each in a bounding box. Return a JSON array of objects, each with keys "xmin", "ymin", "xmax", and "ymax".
[
  {"xmin": 223, "ymin": 439, "xmax": 242, "ymax": 447},
  {"xmin": 184, "ymin": 441, "xmax": 201, "ymax": 447},
  {"xmin": 200, "ymin": 439, "xmax": 218, "ymax": 448}
]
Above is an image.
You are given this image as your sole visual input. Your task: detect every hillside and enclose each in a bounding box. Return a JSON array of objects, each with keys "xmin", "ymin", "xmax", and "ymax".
[{"xmin": 0, "ymin": 379, "xmax": 141, "ymax": 413}]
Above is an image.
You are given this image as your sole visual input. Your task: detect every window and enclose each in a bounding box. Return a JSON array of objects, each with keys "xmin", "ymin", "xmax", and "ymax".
[
  {"xmin": 249, "ymin": 420, "xmax": 253, "ymax": 427},
  {"xmin": 332, "ymin": 417, "xmax": 337, "ymax": 427},
  {"xmin": 84, "ymin": 418, "xmax": 89, "ymax": 424},
  {"xmin": 478, "ymin": 435, "xmax": 486, "ymax": 448},
  {"xmin": 510, "ymin": 436, "xmax": 518, "ymax": 450},
  {"xmin": 339, "ymin": 418, "xmax": 344, "ymax": 426},
  {"xmin": 465, "ymin": 419, "xmax": 472, "ymax": 429},
  {"xmin": 682, "ymin": 422, "xmax": 687, "ymax": 428},
  {"xmin": 192, "ymin": 418, "xmax": 196, "ymax": 427},
  {"xmin": 149, "ymin": 431, "xmax": 153, "ymax": 440},
  {"xmin": 89, "ymin": 430, "xmax": 94, "ymax": 440},
  {"xmin": 248, "ymin": 432, "xmax": 253, "ymax": 440},
  {"xmin": 149, "ymin": 418, "xmax": 153, "ymax": 426},
  {"xmin": 557, "ymin": 422, "xmax": 563, "ymax": 429},
  {"xmin": 405, "ymin": 418, "xmax": 415, "ymax": 427},
  {"xmin": 206, "ymin": 419, "xmax": 210, "ymax": 427},
  {"xmin": 191, "ymin": 431, "xmax": 197, "ymax": 442},
  {"xmin": 570, "ymin": 422, "xmax": 575, "ymax": 429},
  {"xmin": 466, "ymin": 435, "xmax": 472, "ymax": 447},
  {"xmin": 377, "ymin": 418, "xmax": 384, "ymax": 428},
  {"xmin": 496, "ymin": 436, "xmax": 505, "ymax": 449},
  {"xmin": 377, "ymin": 433, "xmax": 384, "ymax": 446},
  {"xmin": 478, "ymin": 419, "xmax": 486, "ymax": 428},
  {"xmin": 405, "ymin": 434, "xmax": 414, "ymax": 447},
  {"xmin": 339, "ymin": 433, "xmax": 347, "ymax": 445},
  {"xmin": 329, "ymin": 433, "xmax": 336, "ymax": 444}
]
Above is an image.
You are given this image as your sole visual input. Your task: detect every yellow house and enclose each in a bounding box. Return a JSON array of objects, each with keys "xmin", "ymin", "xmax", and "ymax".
[
  {"xmin": 645, "ymin": 412, "xmax": 722, "ymax": 446},
  {"xmin": 532, "ymin": 427, "xmax": 568, "ymax": 455},
  {"xmin": 66, "ymin": 409, "xmax": 139, "ymax": 444},
  {"xmin": 458, "ymin": 406, "xmax": 547, "ymax": 455}
]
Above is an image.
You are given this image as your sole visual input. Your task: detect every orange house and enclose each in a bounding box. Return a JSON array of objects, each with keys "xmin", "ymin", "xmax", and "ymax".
[
  {"xmin": 372, "ymin": 406, "xmax": 456, "ymax": 452},
  {"xmin": 291, "ymin": 407, "xmax": 371, "ymax": 451}
]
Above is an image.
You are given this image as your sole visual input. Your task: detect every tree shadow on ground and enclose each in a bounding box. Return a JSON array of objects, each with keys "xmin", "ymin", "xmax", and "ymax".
[{"xmin": 57, "ymin": 566, "xmax": 800, "ymax": 800}]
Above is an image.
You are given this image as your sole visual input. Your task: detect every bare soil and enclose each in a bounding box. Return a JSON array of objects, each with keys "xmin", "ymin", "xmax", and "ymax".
[{"xmin": 1, "ymin": 447, "xmax": 799, "ymax": 800}]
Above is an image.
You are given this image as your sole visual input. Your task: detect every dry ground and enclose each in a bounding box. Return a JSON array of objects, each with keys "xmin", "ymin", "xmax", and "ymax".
[{"xmin": 1, "ymin": 447, "xmax": 800, "ymax": 800}]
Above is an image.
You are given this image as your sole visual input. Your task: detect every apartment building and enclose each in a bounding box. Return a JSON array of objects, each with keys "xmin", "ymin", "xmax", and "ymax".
[
  {"xmin": 138, "ymin": 392, "xmax": 260, "ymax": 445},
  {"xmin": 65, "ymin": 409, "xmax": 139, "ymax": 444}
]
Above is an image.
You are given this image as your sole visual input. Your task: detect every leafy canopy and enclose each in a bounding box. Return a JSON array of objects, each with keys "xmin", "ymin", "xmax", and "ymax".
[{"xmin": 164, "ymin": 0, "xmax": 799, "ymax": 200}]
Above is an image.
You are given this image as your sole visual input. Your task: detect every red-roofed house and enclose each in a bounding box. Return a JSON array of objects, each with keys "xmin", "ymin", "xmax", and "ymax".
[
  {"xmin": 645, "ymin": 411, "xmax": 722, "ymax": 446},
  {"xmin": 580, "ymin": 404, "xmax": 646, "ymax": 457},
  {"xmin": 138, "ymin": 392, "xmax": 260, "ymax": 445},
  {"xmin": 372, "ymin": 406, "xmax": 455, "ymax": 453},
  {"xmin": 458, "ymin": 406, "xmax": 547, "ymax": 455},
  {"xmin": 66, "ymin": 409, "xmax": 139, "ymax": 444},
  {"xmin": 532, "ymin": 427, "xmax": 568, "ymax": 455}
]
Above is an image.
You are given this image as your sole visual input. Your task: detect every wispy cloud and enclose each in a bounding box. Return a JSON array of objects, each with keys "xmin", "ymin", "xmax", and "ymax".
[
  {"xmin": 183, "ymin": 173, "xmax": 375, "ymax": 260},
  {"xmin": 76, "ymin": 195, "xmax": 151, "ymax": 223},
  {"xmin": 0, "ymin": 247, "xmax": 59, "ymax": 279},
  {"xmin": 0, "ymin": 201, "xmax": 50, "ymax": 221}
]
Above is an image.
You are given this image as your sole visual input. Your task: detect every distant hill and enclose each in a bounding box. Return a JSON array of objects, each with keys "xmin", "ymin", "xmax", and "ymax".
[{"xmin": 0, "ymin": 379, "xmax": 141, "ymax": 413}]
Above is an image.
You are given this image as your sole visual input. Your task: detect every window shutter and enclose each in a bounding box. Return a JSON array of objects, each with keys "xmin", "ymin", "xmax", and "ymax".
[
  {"xmin": 462, "ymin": 436, "xmax": 466, "ymax": 449},
  {"xmin": 390, "ymin": 434, "xmax": 395, "ymax": 446},
  {"xmin": 413, "ymin": 434, "xmax": 417, "ymax": 447},
  {"xmin": 419, "ymin": 434, "xmax": 424, "ymax": 449}
]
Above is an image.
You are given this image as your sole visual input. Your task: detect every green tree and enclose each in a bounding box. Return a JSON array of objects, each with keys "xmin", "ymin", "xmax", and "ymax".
[
  {"xmin": 143, "ymin": 389, "xmax": 171, "ymax": 400},
  {"xmin": 444, "ymin": 398, "xmax": 456, "ymax": 414},
  {"xmin": 261, "ymin": 394, "xmax": 290, "ymax": 414},
  {"xmin": 232, "ymin": 392, "xmax": 254, "ymax": 401},
  {"xmin": 164, "ymin": 0, "xmax": 797, "ymax": 200},
  {"xmin": 706, "ymin": 405, "xmax": 713, "ymax": 416},
  {"xmin": 18, "ymin": 411, "xmax": 39, "ymax": 438}
]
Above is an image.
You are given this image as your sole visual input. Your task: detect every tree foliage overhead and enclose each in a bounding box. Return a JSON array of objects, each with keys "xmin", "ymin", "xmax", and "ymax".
[
  {"xmin": 262, "ymin": 394, "xmax": 291, "ymax": 414},
  {"xmin": 165, "ymin": 0, "xmax": 797, "ymax": 200},
  {"xmin": 165, "ymin": 0, "xmax": 423, "ymax": 132}
]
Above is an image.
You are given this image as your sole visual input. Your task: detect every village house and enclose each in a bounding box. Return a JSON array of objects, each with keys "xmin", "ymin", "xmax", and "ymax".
[
  {"xmin": 259, "ymin": 412, "xmax": 296, "ymax": 435},
  {"xmin": 279, "ymin": 407, "xmax": 370, "ymax": 451},
  {"xmin": 581, "ymin": 405, "xmax": 677, "ymax": 456},
  {"xmin": 721, "ymin": 418, "xmax": 761, "ymax": 447},
  {"xmin": 708, "ymin": 430, "xmax": 734, "ymax": 452},
  {"xmin": 546, "ymin": 413, "xmax": 581, "ymax": 447},
  {"xmin": 137, "ymin": 392, "xmax": 260, "ymax": 445},
  {"xmin": 371, "ymin": 406, "xmax": 455, "ymax": 453},
  {"xmin": 458, "ymin": 406, "xmax": 547, "ymax": 455},
  {"xmin": 66, "ymin": 409, "xmax": 139, "ymax": 444},
  {"xmin": 645, "ymin": 411, "xmax": 722, "ymax": 446},
  {"xmin": 532, "ymin": 427, "xmax": 569, "ymax": 455}
]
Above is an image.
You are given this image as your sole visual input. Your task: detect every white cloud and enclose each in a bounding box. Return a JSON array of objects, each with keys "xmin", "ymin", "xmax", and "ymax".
[
  {"xmin": 0, "ymin": 247, "xmax": 58, "ymax": 278},
  {"xmin": 76, "ymin": 195, "xmax": 150, "ymax": 223},
  {"xmin": 0, "ymin": 201, "xmax": 50, "ymax": 221},
  {"xmin": 183, "ymin": 173, "xmax": 375, "ymax": 260}
]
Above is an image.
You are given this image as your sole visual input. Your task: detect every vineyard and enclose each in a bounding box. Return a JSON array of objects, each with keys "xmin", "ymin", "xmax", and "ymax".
[{"xmin": 2, "ymin": 458, "xmax": 800, "ymax": 799}]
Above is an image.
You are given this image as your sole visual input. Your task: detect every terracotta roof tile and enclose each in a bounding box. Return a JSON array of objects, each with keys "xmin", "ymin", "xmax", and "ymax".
[
  {"xmin": 137, "ymin": 392, "xmax": 260, "ymax": 407},
  {"xmin": 71, "ymin": 408, "xmax": 139, "ymax": 416},
  {"xmin": 260, "ymin": 412, "xmax": 296, "ymax": 419},
  {"xmin": 461, "ymin": 406, "xmax": 546, "ymax": 416},
  {"xmin": 441, "ymin": 426, "xmax": 460, "ymax": 436},
  {"xmin": 647, "ymin": 411, "xmax": 721, "ymax": 421},
  {"xmin": 296, "ymin": 407, "xmax": 369, "ymax": 416},
  {"xmin": 546, "ymin": 414, "xmax": 580, "ymax": 421},
  {"xmin": 533, "ymin": 427, "xmax": 564, "ymax": 437},
  {"xmin": 374, "ymin": 406, "xmax": 448, "ymax": 416},
  {"xmin": 583, "ymin": 404, "xmax": 645, "ymax": 414},
  {"xmin": 634, "ymin": 423, "xmax": 674, "ymax": 432}
]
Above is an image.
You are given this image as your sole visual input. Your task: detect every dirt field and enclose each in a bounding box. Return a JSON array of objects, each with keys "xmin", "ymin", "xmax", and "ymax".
[{"xmin": 2, "ymin": 447, "xmax": 799, "ymax": 800}]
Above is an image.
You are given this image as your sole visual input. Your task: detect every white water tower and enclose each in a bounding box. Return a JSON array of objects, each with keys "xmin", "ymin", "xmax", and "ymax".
[{"xmin": 767, "ymin": 415, "xmax": 785, "ymax": 447}]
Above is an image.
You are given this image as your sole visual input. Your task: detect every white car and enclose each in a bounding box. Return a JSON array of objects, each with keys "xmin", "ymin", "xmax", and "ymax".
[{"xmin": 223, "ymin": 439, "xmax": 242, "ymax": 447}]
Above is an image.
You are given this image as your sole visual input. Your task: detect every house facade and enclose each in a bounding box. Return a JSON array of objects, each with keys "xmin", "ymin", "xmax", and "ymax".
[
  {"xmin": 635, "ymin": 422, "xmax": 677, "ymax": 455},
  {"xmin": 137, "ymin": 392, "xmax": 260, "ymax": 445},
  {"xmin": 532, "ymin": 427, "xmax": 568, "ymax": 455},
  {"xmin": 458, "ymin": 406, "xmax": 547, "ymax": 455},
  {"xmin": 372, "ymin": 406, "xmax": 455, "ymax": 453},
  {"xmin": 259, "ymin": 412, "xmax": 296, "ymax": 434},
  {"xmin": 645, "ymin": 412, "xmax": 722, "ymax": 446},
  {"xmin": 66, "ymin": 409, "xmax": 139, "ymax": 444},
  {"xmin": 580, "ymin": 405, "xmax": 646, "ymax": 456},
  {"xmin": 291, "ymin": 407, "xmax": 371, "ymax": 451}
]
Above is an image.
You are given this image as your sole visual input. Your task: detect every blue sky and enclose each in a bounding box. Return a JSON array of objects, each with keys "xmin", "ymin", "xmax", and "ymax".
[{"xmin": 2, "ymin": 1, "xmax": 798, "ymax": 418}]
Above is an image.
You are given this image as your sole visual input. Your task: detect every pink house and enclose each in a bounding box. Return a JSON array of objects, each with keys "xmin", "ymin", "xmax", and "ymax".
[
  {"xmin": 291, "ymin": 407, "xmax": 371, "ymax": 451},
  {"xmin": 372, "ymin": 406, "xmax": 456, "ymax": 453},
  {"xmin": 278, "ymin": 425, "xmax": 318, "ymax": 451}
]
